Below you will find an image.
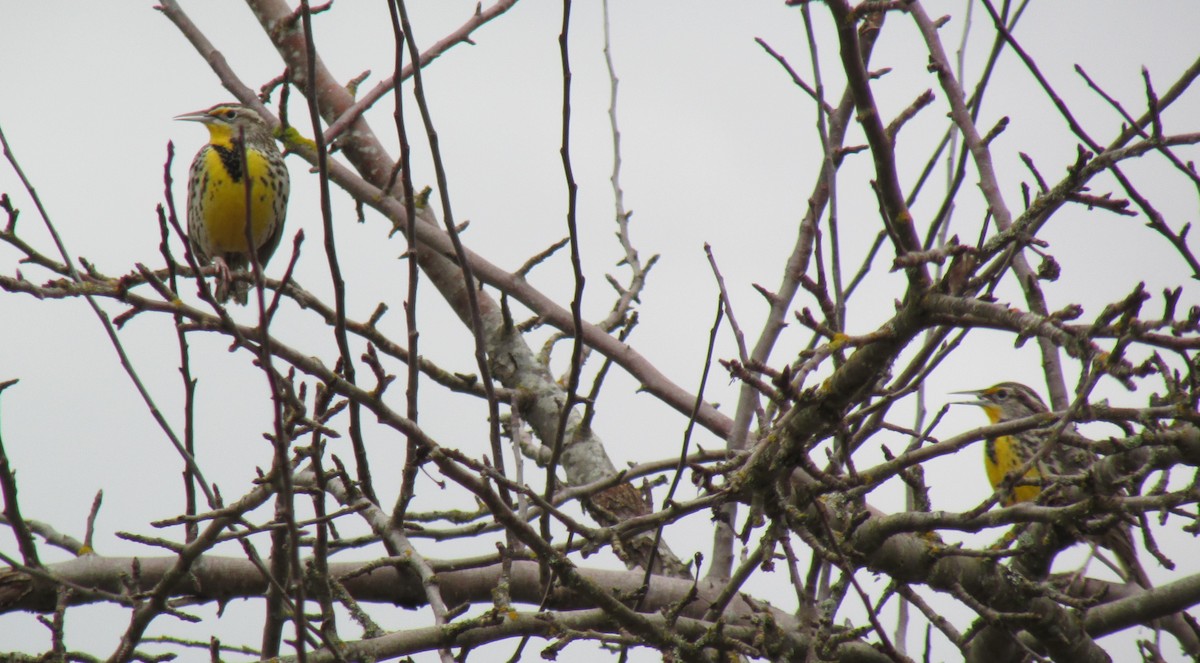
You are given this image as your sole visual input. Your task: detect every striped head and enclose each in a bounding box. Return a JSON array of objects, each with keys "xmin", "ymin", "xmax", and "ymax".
[
  {"xmin": 175, "ymin": 103, "xmax": 276, "ymax": 151},
  {"xmin": 954, "ymin": 381, "xmax": 1050, "ymax": 425}
]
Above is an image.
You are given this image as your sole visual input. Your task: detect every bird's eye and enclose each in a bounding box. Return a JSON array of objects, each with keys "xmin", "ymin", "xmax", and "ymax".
[
  {"xmin": 221, "ymin": 109, "xmax": 238, "ymax": 119},
  {"xmin": 993, "ymin": 388, "xmax": 1009, "ymax": 400}
]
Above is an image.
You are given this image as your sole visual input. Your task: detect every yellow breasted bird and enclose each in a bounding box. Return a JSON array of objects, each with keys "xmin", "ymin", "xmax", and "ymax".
[
  {"xmin": 956, "ymin": 381, "xmax": 1151, "ymax": 587},
  {"xmin": 177, "ymin": 103, "xmax": 289, "ymax": 304}
]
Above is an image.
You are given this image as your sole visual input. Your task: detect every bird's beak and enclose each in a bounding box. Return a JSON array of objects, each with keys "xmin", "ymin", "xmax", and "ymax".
[
  {"xmin": 174, "ymin": 110, "xmax": 211, "ymax": 123},
  {"xmin": 949, "ymin": 389, "xmax": 986, "ymax": 407}
]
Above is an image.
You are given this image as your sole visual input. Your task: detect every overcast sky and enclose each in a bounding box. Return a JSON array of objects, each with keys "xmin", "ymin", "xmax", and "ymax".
[{"xmin": 2, "ymin": 1, "xmax": 1199, "ymax": 660}]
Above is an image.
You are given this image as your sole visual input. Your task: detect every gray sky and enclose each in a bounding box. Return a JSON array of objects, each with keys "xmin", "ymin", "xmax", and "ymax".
[{"xmin": 2, "ymin": 1, "xmax": 1199, "ymax": 660}]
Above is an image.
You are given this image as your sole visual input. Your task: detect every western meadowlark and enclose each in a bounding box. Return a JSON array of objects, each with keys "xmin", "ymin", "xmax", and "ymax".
[
  {"xmin": 177, "ymin": 103, "xmax": 289, "ymax": 304},
  {"xmin": 956, "ymin": 381, "xmax": 1150, "ymax": 587}
]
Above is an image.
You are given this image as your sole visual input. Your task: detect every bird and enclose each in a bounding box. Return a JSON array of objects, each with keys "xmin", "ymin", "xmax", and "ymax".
[
  {"xmin": 955, "ymin": 381, "xmax": 1151, "ymax": 588},
  {"xmin": 177, "ymin": 103, "xmax": 289, "ymax": 304}
]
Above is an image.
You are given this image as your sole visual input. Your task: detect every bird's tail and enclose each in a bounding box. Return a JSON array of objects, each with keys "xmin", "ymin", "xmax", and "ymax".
[
  {"xmin": 214, "ymin": 272, "xmax": 250, "ymax": 305},
  {"xmin": 1102, "ymin": 524, "xmax": 1151, "ymax": 589},
  {"xmin": 227, "ymin": 279, "xmax": 250, "ymax": 306}
]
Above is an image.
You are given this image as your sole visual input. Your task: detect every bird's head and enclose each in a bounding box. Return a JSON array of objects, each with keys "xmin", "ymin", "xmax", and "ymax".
[
  {"xmin": 952, "ymin": 381, "xmax": 1049, "ymax": 425},
  {"xmin": 175, "ymin": 103, "xmax": 271, "ymax": 147}
]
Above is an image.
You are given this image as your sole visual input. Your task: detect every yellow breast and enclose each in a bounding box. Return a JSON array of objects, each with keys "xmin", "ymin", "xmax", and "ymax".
[
  {"xmin": 985, "ymin": 435, "xmax": 1042, "ymax": 506},
  {"xmin": 195, "ymin": 147, "xmax": 282, "ymax": 254}
]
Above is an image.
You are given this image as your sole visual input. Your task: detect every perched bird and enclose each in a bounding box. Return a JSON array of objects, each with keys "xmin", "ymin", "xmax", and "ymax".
[
  {"xmin": 177, "ymin": 103, "xmax": 289, "ymax": 304},
  {"xmin": 956, "ymin": 381, "xmax": 1151, "ymax": 587}
]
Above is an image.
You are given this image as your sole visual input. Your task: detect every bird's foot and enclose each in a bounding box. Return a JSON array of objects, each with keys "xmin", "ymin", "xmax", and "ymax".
[{"xmin": 213, "ymin": 257, "xmax": 233, "ymax": 303}]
